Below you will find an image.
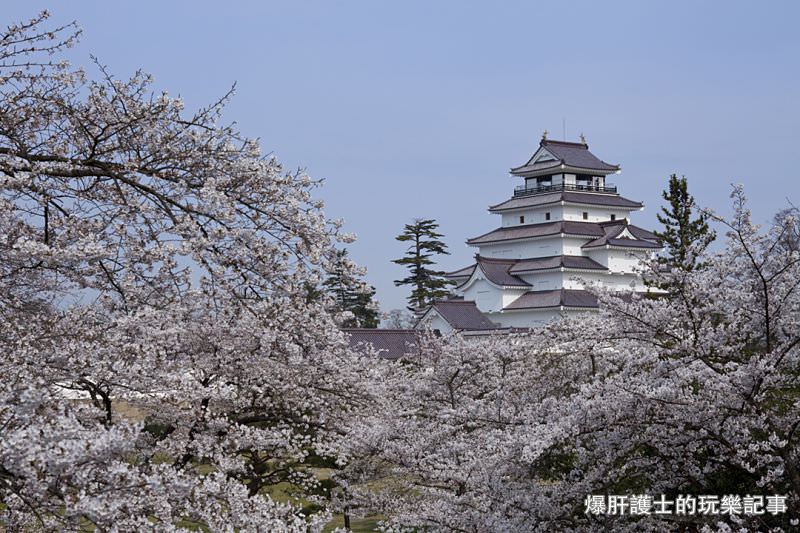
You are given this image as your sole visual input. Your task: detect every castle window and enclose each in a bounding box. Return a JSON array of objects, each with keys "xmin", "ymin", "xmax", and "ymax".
[
  {"xmin": 545, "ymin": 212, "xmax": 551, "ymax": 221},
  {"xmin": 519, "ymin": 215, "xmax": 525, "ymax": 224},
  {"xmin": 610, "ymin": 214, "xmax": 616, "ymax": 221},
  {"xmin": 583, "ymin": 211, "xmax": 589, "ymax": 220}
]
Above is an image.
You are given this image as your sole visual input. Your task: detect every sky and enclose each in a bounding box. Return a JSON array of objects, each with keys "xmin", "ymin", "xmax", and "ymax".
[{"xmin": 5, "ymin": 1, "xmax": 800, "ymax": 311}]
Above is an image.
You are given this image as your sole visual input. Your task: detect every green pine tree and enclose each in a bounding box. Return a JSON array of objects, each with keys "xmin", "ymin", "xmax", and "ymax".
[
  {"xmin": 655, "ymin": 174, "xmax": 715, "ymax": 271},
  {"xmin": 392, "ymin": 218, "xmax": 454, "ymax": 309},
  {"xmin": 323, "ymin": 249, "xmax": 379, "ymax": 328}
]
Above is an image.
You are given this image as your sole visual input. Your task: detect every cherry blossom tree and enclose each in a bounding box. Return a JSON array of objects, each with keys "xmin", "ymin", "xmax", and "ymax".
[
  {"xmin": 0, "ymin": 12, "xmax": 379, "ymax": 531},
  {"xmin": 342, "ymin": 188, "xmax": 800, "ymax": 532},
  {"xmin": 5, "ymin": 11, "xmax": 799, "ymax": 533}
]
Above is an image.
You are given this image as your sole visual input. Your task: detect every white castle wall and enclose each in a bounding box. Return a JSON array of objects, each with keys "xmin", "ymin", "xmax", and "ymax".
[
  {"xmin": 502, "ymin": 208, "xmax": 565, "ymax": 226},
  {"xmin": 487, "ymin": 308, "xmax": 593, "ymax": 328},
  {"xmin": 500, "ymin": 205, "xmax": 633, "ymax": 226},
  {"xmin": 515, "ymin": 271, "xmax": 562, "ymax": 290},
  {"xmin": 418, "ymin": 311, "xmax": 455, "ymax": 334},
  {"xmin": 585, "ymin": 249, "xmax": 647, "ymax": 273},
  {"xmin": 478, "ymin": 236, "xmax": 588, "ymax": 259},
  {"xmin": 509, "ymin": 270, "xmax": 644, "ymax": 293},
  {"xmin": 462, "ymin": 279, "xmax": 503, "ymax": 313},
  {"xmin": 562, "ymin": 206, "xmax": 631, "ymax": 222},
  {"xmin": 461, "ymin": 277, "xmax": 527, "ymax": 314}
]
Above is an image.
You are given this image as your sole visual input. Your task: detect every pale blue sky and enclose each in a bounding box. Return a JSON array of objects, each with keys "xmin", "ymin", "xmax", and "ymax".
[{"xmin": 6, "ymin": 1, "xmax": 800, "ymax": 310}]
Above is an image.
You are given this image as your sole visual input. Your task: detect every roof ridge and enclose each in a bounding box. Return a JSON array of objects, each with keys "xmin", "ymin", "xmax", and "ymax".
[
  {"xmin": 445, "ymin": 263, "xmax": 476, "ymax": 275},
  {"xmin": 598, "ymin": 219, "xmax": 626, "ymax": 226},
  {"xmin": 475, "ymin": 255, "xmax": 517, "ymax": 264},
  {"xmin": 514, "ymin": 254, "xmax": 558, "ymax": 262},
  {"xmin": 541, "ymin": 139, "xmax": 588, "ymax": 148},
  {"xmin": 627, "ymin": 223, "xmax": 659, "ymax": 236}
]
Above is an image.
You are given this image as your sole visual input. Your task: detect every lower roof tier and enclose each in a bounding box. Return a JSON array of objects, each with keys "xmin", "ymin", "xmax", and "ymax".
[
  {"xmin": 419, "ymin": 299, "xmax": 500, "ymax": 331},
  {"xmin": 503, "ymin": 288, "xmax": 599, "ymax": 310},
  {"xmin": 466, "ymin": 219, "xmax": 660, "ymax": 248},
  {"xmin": 344, "ymin": 329, "xmax": 420, "ymax": 360},
  {"xmin": 446, "ymin": 254, "xmax": 609, "ymax": 289}
]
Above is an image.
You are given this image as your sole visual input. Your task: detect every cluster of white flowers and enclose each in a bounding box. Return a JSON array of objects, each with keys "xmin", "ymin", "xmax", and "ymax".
[
  {"xmin": 0, "ymin": 12, "xmax": 386, "ymax": 531},
  {"xmin": 338, "ymin": 188, "xmax": 800, "ymax": 532},
  {"xmin": 3, "ymin": 11, "xmax": 800, "ymax": 533}
]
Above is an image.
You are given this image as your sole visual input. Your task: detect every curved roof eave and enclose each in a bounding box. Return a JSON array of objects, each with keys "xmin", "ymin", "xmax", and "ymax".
[
  {"xmin": 467, "ymin": 232, "xmax": 601, "ymax": 246},
  {"xmin": 582, "ymin": 242, "xmax": 661, "ymax": 251},
  {"xmin": 510, "ymin": 163, "xmax": 620, "ymax": 177},
  {"xmin": 456, "ymin": 267, "xmax": 528, "ymax": 292},
  {"xmin": 488, "ymin": 193, "xmax": 644, "ymax": 213},
  {"xmin": 501, "ymin": 304, "xmax": 600, "ymax": 312}
]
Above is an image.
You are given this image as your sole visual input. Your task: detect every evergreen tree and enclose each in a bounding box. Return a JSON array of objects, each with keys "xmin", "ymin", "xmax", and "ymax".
[
  {"xmin": 323, "ymin": 249, "xmax": 379, "ymax": 328},
  {"xmin": 392, "ymin": 218, "xmax": 454, "ymax": 309},
  {"xmin": 655, "ymin": 174, "xmax": 715, "ymax": 271}
]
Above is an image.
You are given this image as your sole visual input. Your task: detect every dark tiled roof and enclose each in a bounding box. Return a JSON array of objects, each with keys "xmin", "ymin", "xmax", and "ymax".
[
  {"xmin": 489, "ymin": 191, "xmax": 643, "ymax": 212},
  {"xmin": 511, "ymin": 140, "xmax": 619, "ymax": 175},
  {"xmin": 467, "ymin": 221, "xmax": 605, "ymax": 245},
  {"xmin": 628, "ymin": 225, "xmax": 659, "ymax": 241},
  {"xmin": 428, "ymin": 300, "xmax": 499, "ymax": 330},
  {"xmin": 582, "ymin": 222, "xmax": 661, "ymax": 250},
  {"xmin": 475, "ymin": 257, "xmax": 530, "ymax": 287},
  {"xmin": 604, "ymin": 239, "xmax": 661, "ymax": 249},
  {"xmin": 509, "ymin": 255, "xmax": 607, "ymax": 273},
  {"xmin": 504, "ymin": 289, "xmax": 599, "ymax": 310},
  {"xmin": 447, "ymin": 255, "xmax": 606, "ymax": 290},
  {"xmin": 444, "ymin": 264, "xmax": 476, "ymax": 279},
  {"xmin": 344, "ymin": 329, "xmax": 419, "ymax": 360},
  {"xmin": 511, "ymin": 160, "xmax": 562, "ymax": 173}
]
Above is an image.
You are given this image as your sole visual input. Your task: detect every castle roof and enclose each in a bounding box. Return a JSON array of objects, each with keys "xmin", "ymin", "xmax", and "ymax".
[
  {"xmin": 466, "ymin": 221, "xmax": 605, "ymax": 245},
  {"xmin": 466, "ymin": 220, "xmax": 659, "ymax": 247},
  {"xmin": 473, "ymin": 256, "xmax": 530, "ymax": 287},
  {"xmin": 446, "ymin": 255, "xmax": 608, "ymax": 287},
  {"xmin": 444, "ymin": 264, "xmax": 477, "ymax": 281},
  {"xmin": 423, "ymin": 300, "xmax": 499, "ymax": 331},
  {"xmin": 581, "ymin": 222, "xmax": 660, "ymax": 250},
  {"xmin": 344, "ymin": 329, "xmax": 420, "ymax": 360},
  {"xmin": 510, "ymin": 255, "xmax": 607, "ymax": 273},
  {"xmin": 489, "ymin": 190, "xmax": 643, "ymax": 212},
  {"xmin": 511, "ymin": 139, "xmax": 620, "ymax": 177},
  {"xmin": 503, "ymin": 288, "xmax": 599, "ymax": 310},
  {"xmin": 445, "ymin": 257, "xmax": 530, "ymax": 289}
]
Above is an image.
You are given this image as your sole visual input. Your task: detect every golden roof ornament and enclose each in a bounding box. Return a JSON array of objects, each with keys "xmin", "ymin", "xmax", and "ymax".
[
  {"xmin": 579, "ymin": 133, "xmax": 587, "ymax": 144},
  {"xmin": 541, "ymin": 129, "xmax": 548, "ymax": 141}
]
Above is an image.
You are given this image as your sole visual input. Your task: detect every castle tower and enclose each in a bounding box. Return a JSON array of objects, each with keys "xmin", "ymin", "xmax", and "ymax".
[{"xmin": 417, "ymin": 136, "xmax": 661, "ymax": 331}]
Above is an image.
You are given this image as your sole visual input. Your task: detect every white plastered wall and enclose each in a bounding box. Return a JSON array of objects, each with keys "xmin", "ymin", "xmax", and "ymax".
[
  {"xmin": 501, "ymin": 205, "xmax": 565, "ymax": 227},
  {"xmin": 487, "ymin": 307, "xmax": 596, "ymax": 328},
  {"xmin": 462, "ymin": 277, "xmax": 504, "ymax": 313},
  {"xmin": 478, "ymin": 236, "xmax": 576, "ymax": 259},
  {"xmin": 416, "ymin": 310, "xmax": 455, "ymax": 334},
  {"xmin": 562, "ymin": 206, "xmax": 631, "ymax": 222}
]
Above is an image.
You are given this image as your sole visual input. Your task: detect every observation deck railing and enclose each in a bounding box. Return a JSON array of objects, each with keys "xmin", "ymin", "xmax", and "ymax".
[{"xmin": 513, "ymin": 183, "xmax": 617, "ymax": 197}]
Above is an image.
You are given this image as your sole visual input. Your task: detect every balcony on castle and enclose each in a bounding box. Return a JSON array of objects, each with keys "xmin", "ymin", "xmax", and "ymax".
[{"xmin": 513, "ymin": 182, "xmax": 618, "ymax": 197}]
